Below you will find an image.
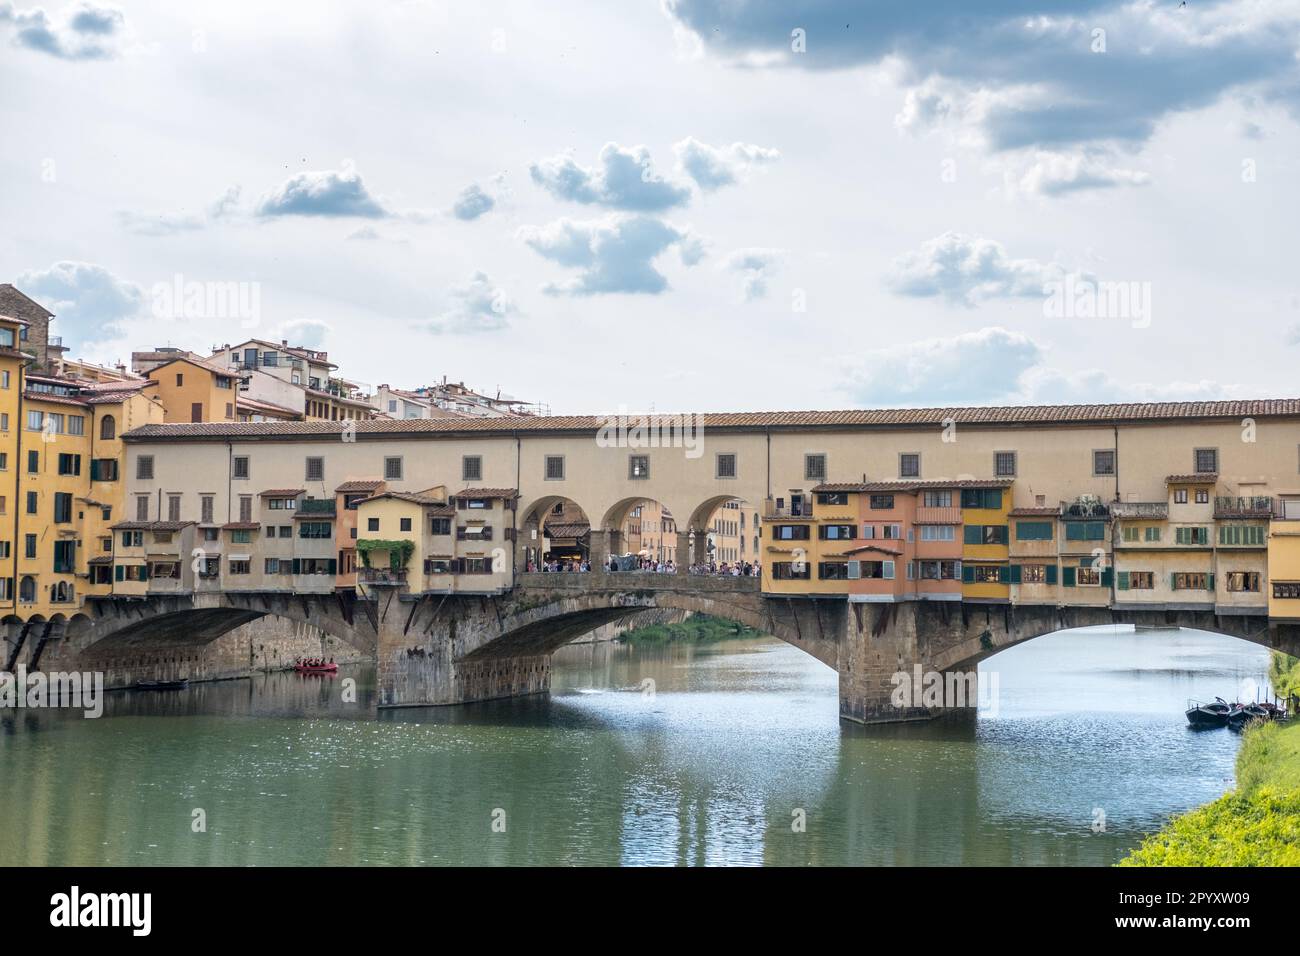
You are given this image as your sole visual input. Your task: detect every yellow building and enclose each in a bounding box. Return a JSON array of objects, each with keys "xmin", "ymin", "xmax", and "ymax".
[
  {"xmin": 143, "ymin": 356, "xmax": 240, "ymax": 423},
  {"xmin": 0, "ymin": 314, "xmax": 30, "ymax": 613},
  {"xmin": 960, "ymin": 482, "xmax": 1013, "ymax": 602}
]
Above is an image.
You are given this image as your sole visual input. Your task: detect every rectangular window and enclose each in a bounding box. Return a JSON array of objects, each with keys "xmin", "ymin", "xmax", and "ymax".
[
  {"xmin": 1174, "ymin": 488, "xmax": 1188, "ymax": 504},
  {"xmin": 67, "ymin": 415, "xmax": 84, "ymax": 436},
  {"xmin": 25, "ymin": 491, "xmax": 37, "ymax": 515},
  {"xmin": 818, "ymin": 562, "xmax": 849, "ymax": 580},
  {"xmin": 27, "ymin": 449, "xmax": 38, "ymax": 473},
  {"xmin": 230, "ymin": 530, "xmax": 252, "ymax": 544},
  {"xmin": 53, "ymin": 492, "xmax": 72, "ymax": 523},
  {"xmin": 1194, "ymin": 448, "xmax": 1218, "ymax": 474},
  {"xmin": 1226, "ymin": 571, "xmax": 1260, "ymax": 592},
  {"xmin": 629, "ymin": 455, "xmax": 650, "ymax": 480},
  {"xmin": 1021, "ymin": 564, "xmax": 1048, "ymax": 584},
  {"xmin": 899, "ymin": 453, "xmax": 920, "ymax": 478},
  {"xmin": 1065, "ymin": 521, "xmax": 1106, "ymax": 541},
  {"xmin": 1195, "ymin": 489, "xmax": 1209, "ymax": 504},
  {"xmin": 817, "ymin": 492, "xmax": 848, "ymax": 505},
  {"xmin": 201, "ymin": 495, "xmax": 214, "ymax": 524},
  {"xmin": 818, "ymin": 524, "xmax": 856, "ymax": 540},
  {"xmin": 971, "ymin": 565, "xmax": 1002, "ymax": 584},
  {"xmin": 771, "ymin": 562, "xmax": 811, "ymax": 580},
  {"xmin": 1093, "ymin": 450, "xmax": 1116, "ymax": 476},
  {"xmin": 1175, "ymin": 526, "xmax": 1209, "ymax": 546},
  {"xmin": 1172, "ymin": 572, "xmax": 1210, "ymax": 590},
  {"xmin": 399, "ymin": 517, "xmax": 412, "ymax": 532},
  {"xmin": 367, "ymin": 517, "xmax": 380, "ymax": 532},
  {"xmin": 56, "ymin": 453, "xmax": 79, "ymax": 476},
  {"xmin": 1145, "ymin": 526, "xmax": 1161, "ymax": 542},
  {"xmin": 229, "ymin": 560, "xmax": 251, "ymax": 575},
  {"xmin": 384, "ymin": 456, "xmax": 403, "ymax": 481},
  {"xmin": 963, "ymin": 525, "xmax": 1008, "ymax": 545},
  {"xmin": 771, "ymin": 525, "xmax": 810, "ymax": 541},
  {"xmin": 1016, "ymin": 521, "xmax": 1053, "ymax": 541},
  {"xmin": 922, "ymin": 491, "xmax": 952, "ymax": 508},
  {"xmin": 167, "ymin": 494, "xmax": 181, "ymax": 521},
  {"xmin": 804, "ymin": 454, "xmax": 826, "ymax": 481},
  {"xmin": 545, "ymin": 455, "xmax": 565, "ymax": 480},
  {"xmin": 1077, "ymin": 567, "xmax": 1102, "ymax": 586},
  {"xmin": 26, "ymin": 410, "xmax": 42, "ymax": 431},
  {"xmin": 961, "ymin": 488, "xmax": 1003, "ymax": 510},
  {"xmin": 919, "ymin": 525, "xmax": 955, "ymax": 541},
  {"xmin": 233, "ymin": 456, "xmax": 250, "ymax": 480},
  {"xmin": 429, "ymin": 517, "xmax": 451, "ymax": 535},
  {"xmin": 25, "ymin": 534, "xmax": 37, "ymax": 558},
  {"xmin": 994, "ymin": 451, "xmax": 1017, "ymax": 477},
  {"xmin": 305, "ymin": 457, "xmax": 325, "ymax": 481},
  {"xmin": 462, "ymin": 456, "xmax": 482, "ymax": 482},
  {"xmin": 136, "ymin": 495, "xmax": 149, "ymax": 521},
  {"xmin": 239, "ymin": 496, "xmax": 252, "ymax": 522},
  {"xmin": 136, "ymin": 455, "xmax": 154, "ymax": 480},
  {"xmin": 869, "ymin": 495, "xmax": 895, "ymax": 510},
  {"xmin": 716, "ymin": 453, "xmax": 736, "ymax": 479}
]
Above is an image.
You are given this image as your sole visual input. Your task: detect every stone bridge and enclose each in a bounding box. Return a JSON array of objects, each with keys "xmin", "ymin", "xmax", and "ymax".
[{"xmin": 22, "ymin": 573, "xmax": 1300, "ymax": 723}]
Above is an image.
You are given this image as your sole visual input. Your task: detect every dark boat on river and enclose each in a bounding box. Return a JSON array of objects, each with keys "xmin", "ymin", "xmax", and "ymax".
[
  {"xmin": 1227, "ymin": 702, "xmax": 1270, "ymax": 730},
  {"xmin": 135, "ymin": 678, "xmax": 189, "ymax": 691},
  {"xmin": 1185, "ymin": 698, "xmax": 1231, "ymax": 727}
]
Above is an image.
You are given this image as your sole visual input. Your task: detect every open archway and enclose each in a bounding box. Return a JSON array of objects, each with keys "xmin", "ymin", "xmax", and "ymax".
[
  {"xmin": 684, "ymin": 495, "xmax": 761, "ymax": 573},
  {"xmin": 517, "ymin": 495, "xmax": 593, "ymax": 571},
  {"xmin": 598, "ymin": 497, "xmax": 680, "ymax": 570}
]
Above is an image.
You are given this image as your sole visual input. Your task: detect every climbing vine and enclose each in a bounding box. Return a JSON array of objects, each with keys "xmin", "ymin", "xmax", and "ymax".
[{"xmin": 356, "ymin": 539, "xmax": 415, "ymax": 570}]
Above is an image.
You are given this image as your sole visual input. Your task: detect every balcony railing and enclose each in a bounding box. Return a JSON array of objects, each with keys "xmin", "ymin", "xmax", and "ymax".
[
  {"xmin": 1062, "ymin": 502, "xmax": 1110, "ymax": 518},
  {"xmin": 764, "ymin": 504, "xmax": 815, "ymax": 519},
  {"xmin": 1215, "ymin": 496, "xmax": 1273, "ymax": 517},
  {"xmin": 1110, "ymin": 501, "xmax": 1168, "ymax": 519},
  {"xmin": 359, "ymin": 567, "xmax": 408, "ymax": 585}
]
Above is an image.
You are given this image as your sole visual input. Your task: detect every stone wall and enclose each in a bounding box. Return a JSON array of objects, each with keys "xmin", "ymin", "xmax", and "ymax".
[{"xmin": 52, "ymin": 615, "xmax": 367, "ymax": 688}]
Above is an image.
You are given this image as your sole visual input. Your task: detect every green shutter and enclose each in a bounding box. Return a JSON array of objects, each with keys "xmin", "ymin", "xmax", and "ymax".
[
  {"xmin": 140, "ymin": 565, "xmax": 149, "ymax": 581},
  {"xmin": 1009, "ymin": 564, "xmax": 1022, "ymax": 584},
  {"xmin": 1118, "ymin": 571, "xmax": 1129, "ymax": 590},
  {"xmin": 1171, "ymin": 572, "xmax": 1178, "ymax": 590},
  {"xmin": 1101, "ymin": 568, "xmax": 1113, "ymax": 588},
  {"xmin": 998, "ymin": 566, "xmax": 1011, "ymax": 584},
  {"xmin": 963, "ymin": 525, "xmax": 981, "ymax": 545},
  {"xmin": 1063, "ymin": 566, "xmax": 1075, "ymax": 587},
  {"xmin": 1046, "ymin": 565, "xmax": 1057, "ymax": 585},
  {"xmin": 292, "ymin": 559, "xmax": 301, "ymax": 575},
  {"xmin": 327, "ymin": 559, "xmax": 337, "ymax": 575},
  {"xmin": 1207, "ymin": 573, "xmax": 1215, "ymax": 591},
  {"xmin": 962, "ymin": 564, "xmax": 975, "ymax": 583},
  {"xmin": 114, "ymin": 564, "xmax": 124, "ymax": 582}
]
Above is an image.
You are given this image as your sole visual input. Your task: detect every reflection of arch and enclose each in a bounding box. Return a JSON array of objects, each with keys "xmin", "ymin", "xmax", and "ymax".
[{"xmin": 99, "ymin": 414, "xmax": 116, "ymax": 440}]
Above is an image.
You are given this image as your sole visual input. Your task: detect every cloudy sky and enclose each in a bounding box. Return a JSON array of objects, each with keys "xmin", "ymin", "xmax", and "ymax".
[{"xmin": 2, "ymin": 0, "xmax": 1297, "ymax": 414}]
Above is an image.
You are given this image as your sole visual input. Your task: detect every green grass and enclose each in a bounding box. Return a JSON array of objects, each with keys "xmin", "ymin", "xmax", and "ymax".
[
  {"xmin": 616, "ymin": 614, "xmax": 763, "ymax": 645},
  {"xmin": 1120, "ymin": 714, "xmax": 1300, "ymax": 866}
]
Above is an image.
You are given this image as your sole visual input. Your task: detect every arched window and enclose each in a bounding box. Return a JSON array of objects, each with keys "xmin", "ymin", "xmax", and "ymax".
[
  {"xmin": 18, "ymin": 576, "xmax": 36, "ymax": 603},
  {"xmin": 100, "ymin": 415, "xmax": 116, "ymax": 440}
]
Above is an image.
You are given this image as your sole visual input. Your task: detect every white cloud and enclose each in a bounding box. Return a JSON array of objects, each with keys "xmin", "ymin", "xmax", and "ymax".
[
  {"xmin": 270, "ymin": 318, "xmax": 331, "ymax": 350},
  {"xmin": 672, "ymin": 137, "xmax": 779, "ymax": 191},
  {"xmin": 841, "ymin": 326, "xmax": 1242, "ymax": 407},
  {"xmin": 1008, "ymin": 151, "xmax": 1150, "ymax": 197},
  {"xmin": 885, "ymin": 231, "xmax": 1086, "ymax": 306},
  {"xmin": 518, "ymin": 214, "xmax": 703, "ymax": 296},
  {"xmin": 530, "ymin": 143, "xmax": 692, "ymax": 211},
  {"xmin": 423, "ymin": 271, "xmax": 517, "ymax": 334},
  {"xmin": 0, "ymin": 1, "xmax": 126, "ymax": 60},
  {"xmin": 451, "ymin": 182, "xmax": 496, "ymax": 221},
  {"xmin": 117, "ymin": 185, "xmax": 243, "ymax": 236},
  {"xmin": 255, "ymin": 167, "xmax": 388, "ymax": 218},
  {"xmin": 720, "ymin": 247, "xmax": 782, "ymax": 301},
  {"xmin": 16, "ymin": 260, "xmax": 142, "ymax": 346}
]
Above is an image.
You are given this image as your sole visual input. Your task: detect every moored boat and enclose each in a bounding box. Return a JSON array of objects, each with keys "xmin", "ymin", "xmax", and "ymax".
[
  {"xmin": 293, "ymin": 662, "xmax": 338, "ymax": 674},
  {"xmin": 135, "ymin": 678, "xmax": 189, "ymax": 691},
  {"xmin": 1227, "ymin": 702, "xmax": 1270, "ymax": 730},
  {"xmin": 1185, "ymin": 697, "xmax": 1231, "ymax": 728}
]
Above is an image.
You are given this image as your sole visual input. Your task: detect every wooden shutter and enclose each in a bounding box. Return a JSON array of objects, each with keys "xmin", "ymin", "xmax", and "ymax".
[
  {"xmin": 1062, "ymin": 566, "xmax": 1076, "ymax": 587},
  {"xmin": 1117, "ymin": 571, "xmax": 1129, "ymax": 590},
  {"xmin": 1045, "ymin": 565, "xmax": 1057, "ymax": 585},
  {"xmin": 962, "ymin": 564, "xmax": 975, "ymax": 583},
  {"xmin": 1008, "ymin": 564, "xmax": 1022, "ymax": 584}
]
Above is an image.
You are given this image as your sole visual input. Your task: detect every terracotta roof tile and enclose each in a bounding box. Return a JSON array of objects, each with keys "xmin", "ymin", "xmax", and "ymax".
[
  {"xmin": 1008, "ymin": 507, "xmax": 1061, "ymax": 516},
  {"xmin": 258, "ymin": 488, "xmax": 305, "ymax": 497},
  {"xmin": 454, "ymin": 488, "xmax": 519, "ymax": 499},
  {"xmin": 120, "ymin": 398, "xmax": 1300, "ymax": 442},
  {"xmin": 1166, "ymin": 473, "xmax": 1218, "ymax": 484},
  {"xmin": 335, "ymin": 479, "xmax": 384, "ymax": 493},
  {"xmin": 221, "ymin": 521, "xmax": 262, "ymax": 530},
  {"xmin": 110, "ymin": 520, "xmax": 194, "ymax": 531},
  {"xmin": 811, "ymin": 478, "xmax": 1014, "ymax": 492}
]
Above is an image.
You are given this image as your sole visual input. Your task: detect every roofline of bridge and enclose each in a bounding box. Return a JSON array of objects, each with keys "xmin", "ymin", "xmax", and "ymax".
[{"xmin": 121, "ymin": 399, "xmax": 1300, "ymax": 443}]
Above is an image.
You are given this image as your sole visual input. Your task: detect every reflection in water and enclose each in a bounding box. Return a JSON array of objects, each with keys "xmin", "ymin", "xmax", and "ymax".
[{"xmin": 0, "ymin": 627, "xmax": 1268, "ymax": 866}]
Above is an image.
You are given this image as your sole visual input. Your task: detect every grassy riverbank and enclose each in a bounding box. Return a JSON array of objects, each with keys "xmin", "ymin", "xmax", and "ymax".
[
  {"xmin": 1121, "ymin": 659, "xmax": 1300, "ymax": 866},
  {"xmin": 616, "ymin": 614, "xmax": 764, "ymax": 645}
]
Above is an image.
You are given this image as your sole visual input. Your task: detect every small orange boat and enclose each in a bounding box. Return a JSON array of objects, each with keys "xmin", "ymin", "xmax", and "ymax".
[{"xmin": 294, "ymin": 662, "xmax": 338, "ymax": 674}]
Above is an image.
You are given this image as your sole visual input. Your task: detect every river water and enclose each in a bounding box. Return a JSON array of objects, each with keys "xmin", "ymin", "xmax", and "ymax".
[{"xmin": 0, "ymin": 627, "xmax": 1270, "ymax": 866}]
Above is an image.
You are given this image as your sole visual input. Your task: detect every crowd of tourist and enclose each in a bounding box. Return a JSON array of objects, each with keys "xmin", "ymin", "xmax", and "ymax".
[{"xmin": 524, "ymin": 556, "xmax": 760, "ymax": 577}]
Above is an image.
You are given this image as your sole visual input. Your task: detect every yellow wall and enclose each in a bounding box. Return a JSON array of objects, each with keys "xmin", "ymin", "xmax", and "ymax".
[
  {"xmin": 962, "ymin": 488, "xmax": 1010, "ymax": 600},
  {"xmin": 1268, "ymin": 521, "xmax": 1300, "ymax": 619},
  {"xmin": 146, "ymin": 359, "xmax": 236, "ymax": 423}
]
